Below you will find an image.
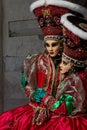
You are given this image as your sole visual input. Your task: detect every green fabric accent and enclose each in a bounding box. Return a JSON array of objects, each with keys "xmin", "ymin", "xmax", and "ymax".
[
  {"xmin": 52, "ymin": 94, "xmax": 74, "ymax": 115},
  {"xmin": 21, "ymin": 71, "xmax": 27, "ymax": 89},
  {"xmin": 32, "ymin": 88, "xmax": 47, "ymax": 103}
]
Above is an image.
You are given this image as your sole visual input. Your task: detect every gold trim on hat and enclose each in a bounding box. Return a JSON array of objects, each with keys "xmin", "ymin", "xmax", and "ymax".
[
  {"xmin": 42, "ymin": 9, "xmax": 51, "ymax": 17},
  {"xmin": 63, "ymin": 53, "xmax": 87, "ymax": 67},
  {"xmin": 44, "ymin": 35, "xmax": 63, "ymax": 41}
]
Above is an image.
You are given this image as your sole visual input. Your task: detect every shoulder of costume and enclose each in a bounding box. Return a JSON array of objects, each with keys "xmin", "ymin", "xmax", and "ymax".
[
  {"xmin": 26, "ymin": 53, "xmax": 41, "ymax": 59},
  {"xmin": 25, "ymin": 52, "xmax": 48, "ymax": 61},
  {"xmin": 37, "ymin": 51, "xmax": 49, "ymax": 61}
]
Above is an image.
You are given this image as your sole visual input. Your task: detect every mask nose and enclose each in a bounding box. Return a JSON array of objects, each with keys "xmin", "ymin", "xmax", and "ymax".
[
  {"xmin": 60, "ymin": 62, "xmax": 63, "ymax": 67},
  {"xmin": 49, "ymin": 45, "xmax": 52, "ymax": 51}
]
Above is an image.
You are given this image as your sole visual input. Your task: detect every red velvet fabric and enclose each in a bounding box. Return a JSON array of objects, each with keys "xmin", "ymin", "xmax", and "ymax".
[{"xmin": 0, "ymin": 104, "xmax": 87, "ymax": 130}]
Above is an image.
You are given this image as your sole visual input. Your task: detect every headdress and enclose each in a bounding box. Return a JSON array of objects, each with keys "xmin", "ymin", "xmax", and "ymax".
[
  {"xmin": 61, "ymin": 13, "xmax": 87, "ymax": 67},
  {"xmin": 30, "ymin": 0, "xmax": 87, "ymax": 41}
]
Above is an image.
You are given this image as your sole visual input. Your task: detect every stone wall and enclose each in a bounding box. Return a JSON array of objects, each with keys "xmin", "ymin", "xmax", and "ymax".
[{"xmin": 0, "ymin": 0, "xmax": 3, "ymax": 113}]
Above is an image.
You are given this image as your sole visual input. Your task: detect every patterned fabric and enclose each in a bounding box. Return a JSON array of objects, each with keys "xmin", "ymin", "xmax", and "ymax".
[
  {"xmin": 0, "ymin": 52, "xmax": 87, "ymax": 129},
  {"xmin": 56, "ymin": 73, "xmax": 86, "ymax": 115},
  {"xmin": 21, "ymin": 52, "xmax": 62, "ymax": 124},
  {"xmin": 23, "ymin": 52, "xmax": 61, "ymax": 102}
]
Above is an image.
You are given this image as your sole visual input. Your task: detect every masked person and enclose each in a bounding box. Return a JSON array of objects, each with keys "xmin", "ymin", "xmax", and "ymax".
[
  {"xmin": 46, "ymin": 13, "xmax": 87, "ymax": 130},
  {"xmin": 0, "ymin": 0, "xmax": 87, "ymax": 129}
]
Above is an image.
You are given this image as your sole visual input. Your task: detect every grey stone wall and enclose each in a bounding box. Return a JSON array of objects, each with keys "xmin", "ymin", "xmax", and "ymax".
[{"xmin": 0, "ymin": 0, "xmax": 3, "ymax": 113}]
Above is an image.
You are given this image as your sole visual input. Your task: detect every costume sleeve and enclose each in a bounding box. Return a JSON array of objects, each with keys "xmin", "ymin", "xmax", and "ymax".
[
  {"xmin": 41, "ymin": 93, "xmax": 67, "ymax": 115},
  {"xmin": 21, "ymin": 54, "xmax": 38, "ymax": 100},
  {"xmin": 51, "ymin": 74, "xmax": 85, "ymax": 115},
  {"xmin": 41, "ymin": 93, "xmax": 56, "ymax": 109},
  {"xmin": 21, "ymin": 53, "xmax": 54, "ymax": 104}
]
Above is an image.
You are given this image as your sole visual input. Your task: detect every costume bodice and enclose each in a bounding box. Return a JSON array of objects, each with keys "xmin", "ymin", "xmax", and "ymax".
[{"xmin": 24, "ymin": 52, "xmax": 61, "ymax": 98}]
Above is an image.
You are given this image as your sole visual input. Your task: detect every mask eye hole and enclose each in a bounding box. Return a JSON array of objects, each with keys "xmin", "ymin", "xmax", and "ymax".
[
  {"xmin": 51, "ymin": 42, "xmax": 59, "ymax": 47},
  {"xmin": 62, "ymin": 60, "xmax": 68, "ymax": 65},
  {"xmin": 45, "ymin": 43, "xmax": 49, "ymax": 47}
]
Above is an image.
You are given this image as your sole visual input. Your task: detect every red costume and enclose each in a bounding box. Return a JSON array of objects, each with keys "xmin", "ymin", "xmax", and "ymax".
[
  {"xmin": 0, "ymin": 52, "xmax": 87, "ymax": 130},
  {"xmin": 0, "ymin": 0, "xmax": 87, "ymax": 130}
]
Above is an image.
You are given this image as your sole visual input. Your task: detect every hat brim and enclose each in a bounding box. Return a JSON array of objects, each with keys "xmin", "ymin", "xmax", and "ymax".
[
  {"xmin": 30, "ymin": 0, "xmax": 87, "ymax": 18},
  {"xmin": 61, "ymin": 13, "xmax": 87, "ymax": 40}
]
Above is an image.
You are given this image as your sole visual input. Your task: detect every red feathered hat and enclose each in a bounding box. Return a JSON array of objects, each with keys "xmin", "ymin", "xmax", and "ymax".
[
  {"xmin": 30, "ymin": 0, "xmax": 87, "ymax": 41},
  {"xmin": 61, "ymin": 13, "xmax": 87, "ymax": 67}
]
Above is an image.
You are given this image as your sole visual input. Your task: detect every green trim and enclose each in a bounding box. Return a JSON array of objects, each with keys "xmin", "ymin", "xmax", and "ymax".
[{"xmin": 21, "ymin": 71, "xmax": 27, "ymax": 89}]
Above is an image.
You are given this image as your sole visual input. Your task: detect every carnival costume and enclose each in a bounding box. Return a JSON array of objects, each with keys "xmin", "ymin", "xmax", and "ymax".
[{"xmin": 0, "ymin": 0, "xmax": 87, "ymax": 130}]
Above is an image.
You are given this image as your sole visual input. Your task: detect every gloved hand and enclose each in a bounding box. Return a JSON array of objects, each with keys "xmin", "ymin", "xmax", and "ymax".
[{"xmin": 32, "ymin": 88, "xmax": 47, "ymax": 103}]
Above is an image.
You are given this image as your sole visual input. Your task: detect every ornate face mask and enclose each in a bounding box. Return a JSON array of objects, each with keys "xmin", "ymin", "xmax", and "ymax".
[
  {"xmin": 60, "ymin": 56, "xmax": 73, "ymax": 74},
  {"xmin": 45, "ymin": 39, "xmax": 61, "ymax": 57}
]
